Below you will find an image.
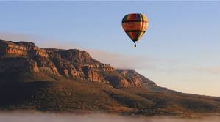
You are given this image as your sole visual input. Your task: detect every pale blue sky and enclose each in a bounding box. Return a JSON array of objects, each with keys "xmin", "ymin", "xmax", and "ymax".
[{"xmin": 0, "ymin": 1, "xmax": 220, "ymax": 96}]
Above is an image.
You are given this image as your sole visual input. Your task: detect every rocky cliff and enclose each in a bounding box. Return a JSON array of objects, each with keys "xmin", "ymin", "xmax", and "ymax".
[{"xmin": 0, "ymin": 39, "xmax": 155, "ymax": 88}]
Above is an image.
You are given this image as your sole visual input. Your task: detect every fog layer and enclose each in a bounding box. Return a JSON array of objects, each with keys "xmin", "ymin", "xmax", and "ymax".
[{"xmin": 0, "ymin": 112, "xmax": 219, "ymax": 122}]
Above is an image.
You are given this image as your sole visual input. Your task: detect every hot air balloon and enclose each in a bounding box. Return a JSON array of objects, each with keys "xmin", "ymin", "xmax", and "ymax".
[{"xmin": 121, "ymin": 13, "xmax": 149, "ymax": 47}]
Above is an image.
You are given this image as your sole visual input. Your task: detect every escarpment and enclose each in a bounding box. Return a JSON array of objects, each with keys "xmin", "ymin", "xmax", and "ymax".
[{"xmin": 0, "ymin": 39, "xmax": 156, "ymax": 88}]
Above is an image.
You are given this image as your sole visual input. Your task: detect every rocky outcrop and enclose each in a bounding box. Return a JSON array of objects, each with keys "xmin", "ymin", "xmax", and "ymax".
[
  {"xmin": 0, "ymin": 40, "xmax": 27, "ymax": 56},
  {"xmin": 33, "ymin": 56, "xmax": 59, "ymax": 75},
  {"xmin": 117, "ymin": 70, "xmax": 157, "ymax": 88},
  {"xmin": 25, "ymin": 59, "xmax": 39, "ymax": 73},
  {"xmin": 82, "ymin": 66, "xmax": 104, "ymax": 82},
  {"xmin": 117, "ymin": 70, "xmax": 142, "ymax": 87},
  {"xmin": 0, "ymin": 39, "xmax": 156, "ymax": 88}
]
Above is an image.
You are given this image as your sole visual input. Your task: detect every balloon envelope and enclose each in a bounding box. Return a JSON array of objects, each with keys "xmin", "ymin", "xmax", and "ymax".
[{"xmin": 121, "ymin": 13, "xmax": 149, "ymax": 43}]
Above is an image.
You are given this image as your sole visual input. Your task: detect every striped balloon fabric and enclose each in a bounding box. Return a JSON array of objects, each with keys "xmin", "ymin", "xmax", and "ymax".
[{"xmin": 121, "ymin": 13, "xmax": 149, "ymax": 45}]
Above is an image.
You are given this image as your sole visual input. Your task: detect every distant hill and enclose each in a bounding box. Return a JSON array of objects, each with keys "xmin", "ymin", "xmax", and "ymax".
[{"xmin": 0, "ymin": 39, "xmax": 220, "ymax": 116}]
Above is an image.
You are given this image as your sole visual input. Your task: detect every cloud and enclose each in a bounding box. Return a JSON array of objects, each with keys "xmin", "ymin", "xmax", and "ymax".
[
  {"xmin": 0, "ymin": 31, "xmax": 41, "ymax": 42},
  {"xmin": 0, "ymin": 31, "xmax": 80, "ymax": 49},
  {"xmin": 0, "ymin": 32, "xmax": 158, "ymax": 70},
  {"xmin": 1, "ymin": 32, "xmax": 193, "ymax": 72},
  {"xmin": 86, "ymin": 49, "xmax": 158, "ymax": 70},
  {"xmin": 198, "ymin": 67, "xmax": 220, "ymax": 74}
]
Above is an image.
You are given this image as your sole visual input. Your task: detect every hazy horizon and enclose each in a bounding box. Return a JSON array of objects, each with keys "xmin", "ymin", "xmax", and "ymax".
[{"xmin": 0, "ymin": 1, "xmax": 219, "ymax": 96}]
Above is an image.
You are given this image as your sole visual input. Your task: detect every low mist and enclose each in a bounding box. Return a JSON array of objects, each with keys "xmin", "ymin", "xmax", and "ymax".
[{"xmin": 0, "ymin": 112, "xmax": 219, "ymax": 122}]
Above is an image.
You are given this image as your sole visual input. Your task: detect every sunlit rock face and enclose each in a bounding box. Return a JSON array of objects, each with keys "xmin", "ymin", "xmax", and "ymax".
[
  {"xmin": 0, "ymin": 40, "xmax": 27, "ymax": 56},
  {"xmin": 0, "ymin": 39, "xmax": 156, "ymax": 88}
]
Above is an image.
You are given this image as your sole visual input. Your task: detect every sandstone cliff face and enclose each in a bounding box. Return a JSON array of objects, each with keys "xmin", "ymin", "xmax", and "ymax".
[{"xmin": 0, "ymin": 39, "xmax": 156, "ymax": 88}]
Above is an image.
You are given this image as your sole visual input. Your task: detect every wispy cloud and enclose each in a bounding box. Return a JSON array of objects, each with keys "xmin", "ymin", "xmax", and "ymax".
[
  {"xmin": 2, "ymin": 32, "xmax": 207, "ymax": 73},
  {"xmin": 0, "ymin": 31, "xmax": 41, "ymax": 42},
  {"xmin": 198, "ymin": 67, "xmax": 220, "ymax": 74},
  {"xmin": 0, "ymin": 31, "xmax": 80, "ymax": 49},
  {"xmin": 86, "ymin": 49, "xmax": 158, "ymax": 70},
  {"xmin": 0, "ymin": 32, "xmax": 158, "ymax": 70}
]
